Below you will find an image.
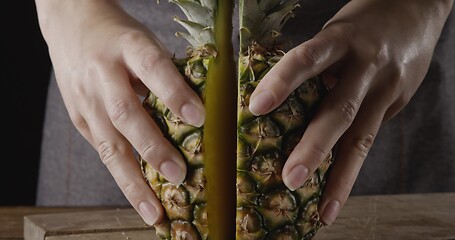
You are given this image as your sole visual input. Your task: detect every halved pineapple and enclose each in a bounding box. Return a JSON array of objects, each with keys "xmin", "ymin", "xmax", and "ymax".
[{"xmin": 140, "ymin": 0, "xmax": 333, "ymax": 239}]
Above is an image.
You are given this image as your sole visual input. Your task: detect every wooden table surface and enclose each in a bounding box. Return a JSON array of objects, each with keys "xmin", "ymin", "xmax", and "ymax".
[{"xmin": 1, "ymin": 193, "xmax": 454, "ymax": 240}]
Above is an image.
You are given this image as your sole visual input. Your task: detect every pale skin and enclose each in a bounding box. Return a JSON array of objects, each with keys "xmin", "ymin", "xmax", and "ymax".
[
  {"xmin": 34, "ymin": 0, "xmax": 203, "ymax": 225},
  {"xmin": 35, "ymin": 0, "xmax": 453, "ymax": 227},
  {"xmin": 250, "ymin": 0, "xmax": 454, "ymax": 225}
]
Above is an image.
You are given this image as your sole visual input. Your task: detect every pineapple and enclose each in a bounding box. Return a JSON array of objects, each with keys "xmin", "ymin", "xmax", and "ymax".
[{"xmin": 140, "ymin": 0, "xmax": 333, "ymax": 239}]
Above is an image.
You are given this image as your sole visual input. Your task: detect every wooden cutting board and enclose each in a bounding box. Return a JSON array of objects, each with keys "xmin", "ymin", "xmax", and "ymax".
[
  {"xmin": 23, "ymin": 193, "xmax": 455, "ymax": 240},
  {"xmin": 24, "ymin": 208, "xmax": 157, "ymax": 240}
]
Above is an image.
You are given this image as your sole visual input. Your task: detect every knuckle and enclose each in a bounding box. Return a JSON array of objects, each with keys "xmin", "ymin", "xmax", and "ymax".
[
  {"xmin": 119, "ymin": 30, "xmax": 168, "ymax": 75},
  {"xmin": 98, "ymin": 140, "xmax": 121, "ymax": 167},
  {"xmin": 107, "ymin": 99, "xmax": 134, "ymax": 124},
  {"xmin": 122, "ymin": 181, "xmax": 142, "ymax": 202},
  {"xmin": 86, "ymin": 51, "xmax": 107, "ymax": 66},
  {"xmin": 70, "ymin": 113, "xmax": 88, "ymax": 131},
  {"xmin": 348, "ymin": 33, "xmax": 390, "ymax": 71},
  {"xmin": 334, "ymin": 100, "xmax": 358, "ymax": 125},
  {"xmin": 119, "ymin": 30, "xmax": 148, "ymax": 47},
  {"xmin": 157, "ymin": 86, "xmax": 181, "ymax": 106},
  {"xmin": 375, "ymin": 49, "xmax": 390, "ymax": 68},
  {"xmin": 140, "ymin": 142, "xmax": 165, "ymax": 166},
  {"xmin": 306, "ymin": 145, "xmax": 329, "ymax": 169},
  {"xmin": 361, "ymin": 44, "xmax": 392, "ymax": 72},
  {"xmin": 139, "ymin": 51, "xmax": 165, "ymax": 75},
  {"xmin": 271, "ymin": 72, "xmax": 294, "ymax": 87},
  {"xmin": 366, "ymin": 46, "xmax": 390, "ymax": 70},
  {"xmin": 331, "ymin": 23, "xmax": 355, "ymax": 41},
  {"xmin": 291, "ymin": 45, "xmax": 321, "ymax": 68},
  {"xmin": 385, "ymin": 66, "xmax": 405, "ymax": 89},
  {"xmin": 377, "ymin": 65, "xmax": 408, "ymax": 104},
  {"xmin": 351, "ymin": 133, "xmax": 376, "ymax": 159},
  {"xmin": 71, "ymin": 79, "xmax": 90, "ymax": 99}
]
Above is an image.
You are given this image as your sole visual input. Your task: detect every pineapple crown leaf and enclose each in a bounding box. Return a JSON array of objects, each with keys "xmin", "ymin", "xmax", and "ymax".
[
  {"xmin": 199, "ymin": 0, "xmax": 216, "ymax": 10},
  {"xmin": 174, "ymin": 16, "xmax": 214, "ymax": 48},
  {"xmin": 171, "ymin": 0, "xmax": 214, "ymax": 26},
  {"xmin": 170, "ymin": 0, "xmax": 216, "ymax": 49},
  {"xmin": 240, "ymin": 0, "xmax": 301, "ymax": 52}
]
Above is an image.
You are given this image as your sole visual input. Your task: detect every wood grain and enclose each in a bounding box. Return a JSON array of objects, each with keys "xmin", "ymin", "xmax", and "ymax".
[
  {"xmin": 1, "ymin": 193, "xmax": 453, "ymax": 239},
  {"xmin": 23, "ymin": 208, "xmax": 156, "ymax": 240},
  {"xmin": 0, "ymin": 207, "xmax": 110, "ymax": 240},
  {"xmin": 315, "ymin": 193, "xmax": 455, "ymax": 240},
  {"xmin": 44, "ymin": 230, "xmax": 155, "ymax": 240}
]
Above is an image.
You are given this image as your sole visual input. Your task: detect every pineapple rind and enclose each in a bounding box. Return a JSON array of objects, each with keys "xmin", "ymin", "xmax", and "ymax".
[
  {"xmin": 141, "ymin": 49, "xmax": 211, "ymax": 240},
  {"xmin": 236, "ymin": 46, "xmax": 332, "ymax": 239},
  {"xmin": 142, "ymin": 44, "xmax": 332, "ymax": 240},
  {"xmin": 141, "ymin": 0, "xmax": 333, "ymax": 239}
]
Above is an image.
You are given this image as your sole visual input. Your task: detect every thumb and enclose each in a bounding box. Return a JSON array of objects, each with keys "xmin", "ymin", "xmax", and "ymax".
[{"xmin": 249, "ymin": 26, "xmax": 349, "ymax": 116}]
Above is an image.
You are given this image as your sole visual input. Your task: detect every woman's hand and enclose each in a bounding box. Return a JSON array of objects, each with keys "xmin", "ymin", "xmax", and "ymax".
[
  {"xmin": 248, "ymin": 0, "xmax": 453, "ymax": 225},
  {"xmin": 35, "ymin": 0, "xmax": 205, "ymax": 225}
]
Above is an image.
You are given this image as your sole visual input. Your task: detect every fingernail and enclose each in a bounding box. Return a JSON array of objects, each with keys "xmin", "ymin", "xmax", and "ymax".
[
  {"xmin": 249, "ymin": 90, "xmax": 274, "ymax": 116},
  {"xmin": 284, "ymin": 164, "xmax": 308, "ymax": 191},
  {"xmin": 139, "ymin": 201, "xmax": 159, "ymax": 225},
  {"xmin": 181, "ymin": 103, "xmax": 205, "ymax": 127},
  {"xmin": 321, "ymin": 200, "xmax": 340, "ymax": 225},
  {"xmin": 160, "ymin": 160, "xmax": 186, "ymax": 184}
]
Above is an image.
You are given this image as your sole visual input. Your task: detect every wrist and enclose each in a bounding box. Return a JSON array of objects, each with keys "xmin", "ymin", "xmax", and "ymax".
[
  {"xmin": 436, "ymin": 0, "xmax": 454, "ymax": 18},
  {"xmin": 34, "ymin": 0, "xmax": 121, "ymax": 41}
]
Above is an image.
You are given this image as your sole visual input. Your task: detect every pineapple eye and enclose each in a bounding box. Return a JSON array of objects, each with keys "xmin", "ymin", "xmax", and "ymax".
[{"xmin": 141, "ymin": 1, "xmax": 332, "ymax": 239}]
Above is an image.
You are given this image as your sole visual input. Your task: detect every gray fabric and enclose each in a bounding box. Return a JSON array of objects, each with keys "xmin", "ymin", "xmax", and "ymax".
[
  {"xmin": 37, "ymin": 0, "xmax": 185, "ymax": 206},
  {"xmin": 37, "ymin": 0, "xmax": 455, "ymax": 206},
  {"xmin": 37, "ymin": 72, "xmax": 128, "ymax": 206}
]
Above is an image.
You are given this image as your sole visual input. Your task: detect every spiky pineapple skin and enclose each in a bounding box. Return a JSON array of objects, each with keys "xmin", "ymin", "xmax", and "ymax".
[
  {"xmin": 141, "ymin": 49, "xmax": 212, "ymax": 240},
  {"xmin": 236, "ymin": 45, "xmax": 332, "ymax": 240},
  {"xmin": 237, "ymin": 1, "xmax": 334, "ymax": 236},
  {"xmin": 141, "ymin": 46, "xmax": 332, "ymax": 240},
  {"xmin": 140, "ymin": 0, "xmax": 333, "ymax": 239}
]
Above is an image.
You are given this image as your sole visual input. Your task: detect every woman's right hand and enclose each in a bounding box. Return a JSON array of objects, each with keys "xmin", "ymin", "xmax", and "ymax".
[{"xmin": 35, "ymin": 0, "xmax": 205, "ymax": 225}]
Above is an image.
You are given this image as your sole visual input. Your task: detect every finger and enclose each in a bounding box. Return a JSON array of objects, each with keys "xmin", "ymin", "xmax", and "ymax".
[
  {"xmin": 99, "ymin": 65, "xmax": 186, "ymax": 185},
  {"xmin": 318, "ymin": 93, "xmax": 386, "ymax": 225},
  {"xmin": 282, "ymin": 64, "xmax": 372, "ymax": 191},
  {"xmin": 122, "ymin": 31, "xmax": 205, "ymax": 127},
  {"xmin": 249, "ymin": 26, "xmax": 350, "ymax": 116},
  {"xmin": 85, "ymin": 107, "xmax": 164, "ymax": 226}
]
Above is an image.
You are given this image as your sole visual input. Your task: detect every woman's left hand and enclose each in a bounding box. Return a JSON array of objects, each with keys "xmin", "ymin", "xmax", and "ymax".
[{"xmin": 248, "ymin": 0, "xmax": 454, "ymax": 225}]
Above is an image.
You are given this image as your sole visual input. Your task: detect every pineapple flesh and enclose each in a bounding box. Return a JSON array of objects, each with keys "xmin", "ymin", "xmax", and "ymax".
[{"xmin": 141, "ymin": 0, "xmax": 333, "ymax": 239}]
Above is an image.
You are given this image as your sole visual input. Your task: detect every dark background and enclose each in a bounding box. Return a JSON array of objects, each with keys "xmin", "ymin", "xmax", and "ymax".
[{"xmin": 1, "ymin": 1, "xmax": 51, "ymax": 205}]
